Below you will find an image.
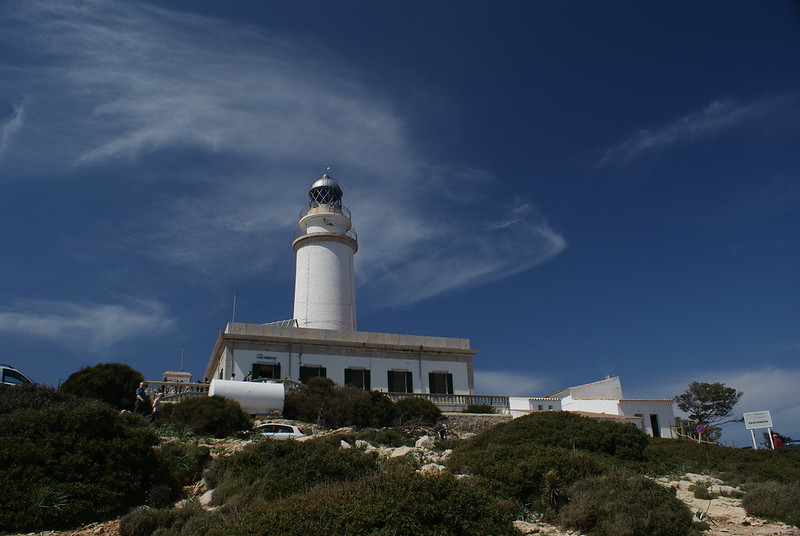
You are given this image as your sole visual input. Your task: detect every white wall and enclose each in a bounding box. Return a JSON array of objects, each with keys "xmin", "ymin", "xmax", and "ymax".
[
  {"xmin": 570, "ymin": 377, "xmax": 623, "ymax": 399},
  {"xmin": 509, "ymin": 397, "xmax": 562, "ymax": 418},
  {"xmin": 617, "ymin": 401, "xmax": 675, "ymax": 438}
]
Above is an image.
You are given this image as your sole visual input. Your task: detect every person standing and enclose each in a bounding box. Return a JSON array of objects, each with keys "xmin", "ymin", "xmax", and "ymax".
[
  {"xmin": 148, "ymin": 391, "xmax": 163, "ymax": 423},
  {"xmin": 134, "ymin": 382, "xmax": 150, "ymax": 415},
  {"xmin": 773, "ymin": 433, "xmax": 784, "ymax": 450}
]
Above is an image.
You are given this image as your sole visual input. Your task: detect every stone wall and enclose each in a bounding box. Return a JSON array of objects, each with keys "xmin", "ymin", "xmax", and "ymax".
[{"xmin": 443, "ymin": 412, "xmax": 512, "ymax": 435}]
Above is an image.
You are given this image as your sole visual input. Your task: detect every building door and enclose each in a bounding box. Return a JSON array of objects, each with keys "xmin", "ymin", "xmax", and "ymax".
[{"xmin": 649, "ymin": 414, "xmax": 661, "ymax": 438}]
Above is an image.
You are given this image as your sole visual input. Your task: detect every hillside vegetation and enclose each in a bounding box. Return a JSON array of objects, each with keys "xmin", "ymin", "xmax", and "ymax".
[{"xmin": 2, "ymin": 383, "xmax": 798, "ymax": 536}]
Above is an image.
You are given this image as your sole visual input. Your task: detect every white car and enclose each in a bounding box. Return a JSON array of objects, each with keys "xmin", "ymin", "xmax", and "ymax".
[
  {"xmin": 252, "ymin": 423, "xmax": 307, "ymax": 440},
  {"xmin": 1, "ymin": 364, "xmax": 33, "ymax": 386}
]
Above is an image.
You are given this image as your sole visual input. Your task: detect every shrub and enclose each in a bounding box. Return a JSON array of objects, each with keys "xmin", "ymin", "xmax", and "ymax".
[
  {"xmin": 119, "ymin": 501, "xmax": 213, "ymax": 536},
  {"xmin": 468, "ymin": 411, "xmax": 649, "ymax": 461},
  {"xmin": 166, "ymin": 395, "xmax": 251, "ymax": 438},
  {"xmin": 204, "ymin": 437, "xmax": 381, "ymax": 508},
  {"xmin": 742, "ymin": 481, "xmax": 800, "ymax": 527},
  {"xmin": 688, "ymin": 481, "xmax": 712, "ymax": 500},
  {"xmin": 558, "ymin": 472, "xmax": 699, "ymax": 536},
  {"xmin": 357, "ymin": 427, "xmax": 413, "ymax": 447},
  {"xmin": 394, "ymin": 397, "xmax": 442, "ymax": 426},
  {"xmin": 283, "ymin": 379, "xmax": 396, "ymax": 428},
  {"xmin": 213, "ymin": 470, "xmax": 518, "ymax": 536},
  {"xmin": 0, "ymin": 385, "xmax": 181, "ymax": 533},
  {"xmin": 448, "ymin": 442, "xmax": 605, "ymax": 510},
  {"xmin": 640, "ymin": 438, "xmax": 800, "ymax": 484},
  {"xmin": 463, "ymin": 403, "xmax": 496, "ymax": 413},
  {"xmin": 157, "ymin": 440, "xmax": 211, "ymax": 486},
  {"xmin": 58, "ymin": 363, "xmax": 144, "ymax": 411}
]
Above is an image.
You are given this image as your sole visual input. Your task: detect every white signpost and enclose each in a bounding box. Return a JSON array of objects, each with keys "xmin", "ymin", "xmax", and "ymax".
[{"xmin": 743, "ymin": 410, "xmax": 774, "ymax": 449}]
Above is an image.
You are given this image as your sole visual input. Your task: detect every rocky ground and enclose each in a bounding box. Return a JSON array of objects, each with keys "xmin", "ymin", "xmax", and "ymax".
[{"xmin": 14, "ymin": 431, "xmax": 800, "ymax": 536}]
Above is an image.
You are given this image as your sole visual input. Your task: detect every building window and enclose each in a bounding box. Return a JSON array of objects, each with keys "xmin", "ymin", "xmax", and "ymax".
[
  {"xmin": 299, "ymin": 366, "xmax": 327, "ymax": 384},
  {"xmin": 428, "ymin": 372, "xmax": 453, "ymax": 394},
  {"xmin": 344, "ymin": 368, "xmax": 371, "ymax": 390},
  {"xmin": 387, "ymin": 370, "xmax": 413, "ymax": 393},
  {"xmin": 548, "ymin": 405, "xmax": 553, "ymax": 410},
  {"xmin": 537, "ymin": 404, "xmax": 543, "ymax": 411},
  {"xmin": 252, "ymin": 363, "xmax": 281, "ymax": 380}
]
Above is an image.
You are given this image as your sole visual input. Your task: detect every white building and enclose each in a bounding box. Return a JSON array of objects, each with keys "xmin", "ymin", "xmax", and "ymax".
[
  {"xmin": 545, "ymin": 376, "xmax": 675, "ymax": 438},
  {"xmin": 204, "ymin": 172, "xmax": 476, "ymax": 395}
]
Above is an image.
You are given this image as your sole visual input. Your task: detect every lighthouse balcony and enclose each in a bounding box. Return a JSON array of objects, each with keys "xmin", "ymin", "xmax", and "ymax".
[
  {"xmin": 300, "ymin": 204, "xmax": 351, "ymax": 220},
  {"xmin": 293, "ymin": 226, "xmax": 358, "ymax": 242}
]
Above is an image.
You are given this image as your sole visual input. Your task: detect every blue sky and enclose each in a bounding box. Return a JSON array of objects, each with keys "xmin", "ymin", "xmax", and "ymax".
[{"xmin": 1, "ymin": 1, "xmax": 798, "ymax": 445}]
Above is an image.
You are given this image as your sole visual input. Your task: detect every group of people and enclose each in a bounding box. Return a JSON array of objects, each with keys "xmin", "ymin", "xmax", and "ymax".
[{"xmin": 133, "ymin": 382, "xmax": 163, "ymax": 423}]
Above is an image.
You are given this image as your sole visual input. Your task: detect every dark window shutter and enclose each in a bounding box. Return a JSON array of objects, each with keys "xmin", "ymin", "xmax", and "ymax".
[
  {"xmin": 364, "ymin": 370, "xmax": 371, "ymax": 391},
  {"xmin": 428, "ymin": 372, "xmax": 435, "ymax": 393},
  {"xmin": 252, "ymin": 363, "xmax": 260, "ymax": 380},
  {"xmin": 446, "ymin": 373, "xmax": 454, "ymax": 395},
  {"xmin": 387, "ymin": 371, "xmax": 395, "ymax": 392},
  {"xmin": 320, "ymin": 367, "xmax": 327, "ymax": 378},
  {"xmin": 344, "ymin": 368, "xmax": 352, "ymax": 386},
  {"xmin": 274, "ymin": 364, "xmax": 281, "ymax": 379},
  {"xmin": 405, "ymin": 371, "xmax": 413, "ymax": 393}
]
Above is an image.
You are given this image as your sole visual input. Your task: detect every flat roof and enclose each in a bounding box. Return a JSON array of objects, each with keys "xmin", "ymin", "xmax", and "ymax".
[{"xmin": 224, "ymin": 322, "xmax": 473, "ymax": 350}]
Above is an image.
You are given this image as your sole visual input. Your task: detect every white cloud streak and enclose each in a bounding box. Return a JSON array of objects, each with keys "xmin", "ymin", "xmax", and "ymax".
[
  {"xmin": 0, "ymin": 97, "xmax": 26, "ymax": 159},
  {"xmin": 0, "ymin": 299, "xmax": 175, "ymax": 351},
  {"xmin": 0, "ymin": 0, "xmax": 566, "ymax": 308},
  {"xmin": 599, "ymin": 94, "xmax": 798, "ymax": 166}
]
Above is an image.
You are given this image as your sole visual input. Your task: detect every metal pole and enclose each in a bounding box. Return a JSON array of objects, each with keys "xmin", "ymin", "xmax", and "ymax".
[{"xmin": 232, "ymin": 291, "xmax": 237, "ymax": 324}]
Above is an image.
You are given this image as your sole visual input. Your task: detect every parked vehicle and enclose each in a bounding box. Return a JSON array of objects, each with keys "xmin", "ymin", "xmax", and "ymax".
[
  {"xmin": 1, "ymin": 364, "xmax": 33, "ymax": 386},
  {"xmin": 783, "ymin": 439, "xmax": 800, "ymax": 450},
  {"xmin": 251, "ymin": 423, "xmax": 306, "ymax": 440}
]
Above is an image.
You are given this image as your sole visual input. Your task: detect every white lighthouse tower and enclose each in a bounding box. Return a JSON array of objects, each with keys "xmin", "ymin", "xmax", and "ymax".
[{"xmin": 292, "ymin": 171, "xmax": 358, "ymax": 331}]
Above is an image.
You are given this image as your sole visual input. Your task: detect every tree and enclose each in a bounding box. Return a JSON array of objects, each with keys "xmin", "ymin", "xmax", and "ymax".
[
  {"xmin": 674, "ymin": 381, "xmax": 743, "ymax": 431},
  {"xmin": 60, "ymin": 363, "xmax": 144, "ymax": 411}
]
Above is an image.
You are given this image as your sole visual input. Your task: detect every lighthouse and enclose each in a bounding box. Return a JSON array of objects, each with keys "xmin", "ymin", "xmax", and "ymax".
[{"xmin": 292, "ymin": 171, "xmax": 358, "ymax": 331}]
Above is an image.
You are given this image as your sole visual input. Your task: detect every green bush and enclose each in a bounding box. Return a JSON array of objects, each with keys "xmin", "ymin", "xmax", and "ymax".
[
  {"xmin": 640, "ymin": 438, "xmax": 800, "ymax": 484},
  {"xmin": 742, "ymin": 481, "xmax": 800, "ymax": 527},
  {"xmin": 468, "ymin": 411, "xmax": 649, "ymax": 461},
  {"xmin": 558, "ymin": 472, "xmax": 699, "ymax": 536},
  {"xmin": 119, "ymin": 501, "xmax": 212, "ymax": 536},
  {"xmin": 357, "ymin": 427, "xmax": 414, "ymax": 447},
  {"xmin": 204, "ymin": 437, "xmax": 381, "ymax": 508},
  {"xmin": 283, "ymin": 378, "xmax": 396, "ymax": 428},
  {"xmin": 448, "ymin": 442, "xmax": 605, "ymax": 509},
  {"xmin": 394, "ymin": 397, "xmax": 442, "ymax": 426},
  {"xmin": 58, "ymin": 363, "xmax": 144, "ymax": 411},
  {"xmin": 166, "ymin": 395, "xmax": 251, "ymax": 438},
  {"xmin": 157, "ymin": 440, "xmax": 211, "ymax": 486},
  {"xmin": 463, "ymin": 403, "xmax": 496, "ymax": 413},
  {"xmin": 210, "ymin": 470, "xmax": 518, "ymax": 536},
  {"xmin": 0, "ymin": 384, "xmax": 181, "ymax": 533},
  {"xmin": 688, "ymin": 481, "xmax": 712, "ymax": 500}
]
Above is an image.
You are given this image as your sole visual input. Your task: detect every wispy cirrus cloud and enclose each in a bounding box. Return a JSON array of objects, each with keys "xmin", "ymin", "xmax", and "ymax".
[
  {"xmin": 598, "ymin": 94, "xmax": 799, "ymax": 166},
  {"xmin": 0, "ymin": 97, "xmax": 26, "ymax": 159},
  {"xmin": 0, "ymin": 0, "xmax": 566, "ymax": 308},
  {"xmin": 0, "ymin": 299, "xmax": 175, "ymax": 351}
]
